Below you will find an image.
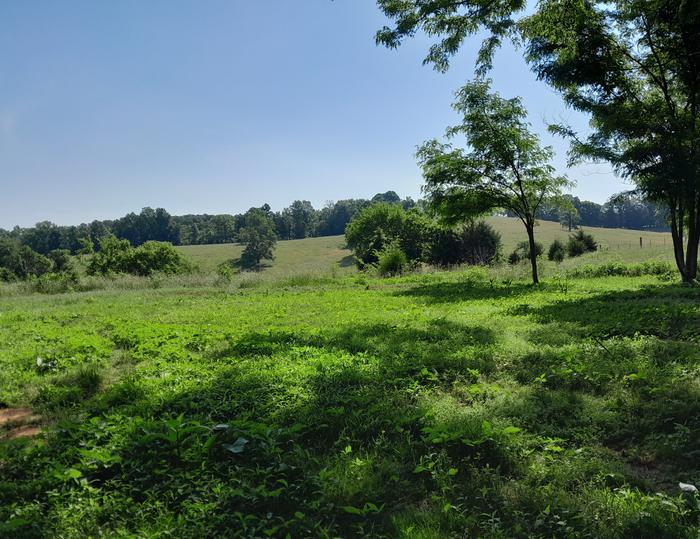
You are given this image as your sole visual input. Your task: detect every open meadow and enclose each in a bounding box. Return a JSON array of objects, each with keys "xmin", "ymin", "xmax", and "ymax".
[
  {"xmin": 1, "ymin": 227, "xmax": 698, "ymax": 538},
  {"xmin": 175, "ymin": 217, "xmax": 675, "ymax": 281}
]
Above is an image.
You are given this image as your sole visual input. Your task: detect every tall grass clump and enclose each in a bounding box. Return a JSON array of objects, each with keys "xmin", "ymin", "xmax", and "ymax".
[{"xmin": 377, "ymin": 244, "xmax": 408, "ymax": 277}]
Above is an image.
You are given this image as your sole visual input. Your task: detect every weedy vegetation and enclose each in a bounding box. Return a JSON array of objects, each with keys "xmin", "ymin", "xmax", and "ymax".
[{"xmin": 0, "ymin": 230, "xmax": 698, "ymax": 538}]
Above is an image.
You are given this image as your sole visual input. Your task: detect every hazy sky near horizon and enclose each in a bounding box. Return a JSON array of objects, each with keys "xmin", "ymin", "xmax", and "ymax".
[{"xmin": 0, "ymin": 1, "xmax": 627, "ymax": 229}]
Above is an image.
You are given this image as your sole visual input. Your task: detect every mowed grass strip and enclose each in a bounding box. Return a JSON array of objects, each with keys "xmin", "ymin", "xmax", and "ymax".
[{"xmin": 0, "ymin": 267, "xmax": 698, "ymax": 537}]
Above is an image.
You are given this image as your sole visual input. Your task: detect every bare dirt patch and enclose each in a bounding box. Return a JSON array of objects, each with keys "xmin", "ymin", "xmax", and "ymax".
[
  {"xmin": 0, "ymin": 408, "xmax": 42, "ymax": 440},
  {"xmin": 1, "ymin": 425, "xmax": 42, "ymax": 440}
]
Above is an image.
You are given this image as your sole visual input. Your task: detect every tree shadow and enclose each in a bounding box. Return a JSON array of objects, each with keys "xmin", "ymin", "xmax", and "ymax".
[
  {"xmin": 395, "ymin": 278, "xmax": 536, "ymax": 304},
  {"xmin": 339, "ymin": 255, "xmax": 356, "ymax": 268},
  {"xmin": 214, "ymin": 318, "xmax": 498, "ymax": 376},
  {"xmin": 525, "ymin": 283, "xmax": 700, "ymax": 339}
]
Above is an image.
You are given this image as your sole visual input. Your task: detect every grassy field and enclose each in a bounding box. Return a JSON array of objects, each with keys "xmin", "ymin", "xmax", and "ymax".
[
  {"xmin": 1, "ymin": 258, "xmax": 699, "ymax": 536},
  {"xmin": 177, "ymin": 235, "xmax": 355, "ymax": 275},
  {"xmin": 175, "ymin": 217, "xmax": 674, "ymax": 278}
]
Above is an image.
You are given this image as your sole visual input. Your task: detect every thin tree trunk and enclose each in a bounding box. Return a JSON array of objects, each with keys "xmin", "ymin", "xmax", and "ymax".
[
  {"xmin": 526, "ymin": 223, "xmax": 539, "ymax": 284},
  {"xmin": 685, "ymin": 198, "xmax": 700, "ymax": 283},
  {"xmin": 670, "ymin": 200, "xmax": 689, "ymax": 281}
]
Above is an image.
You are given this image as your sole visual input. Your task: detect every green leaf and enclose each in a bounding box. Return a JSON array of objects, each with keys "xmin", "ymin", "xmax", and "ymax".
[
  {"xmin": 502, "ymin": 426, "xmax": 522, "ymax": 435},
  {"xmin": 223, "ymin": 436, "xmax": 249, "ymax": 454},
  {"xmin": 342, "ymin": 505, "xmax": 364, "ymax": 516}
]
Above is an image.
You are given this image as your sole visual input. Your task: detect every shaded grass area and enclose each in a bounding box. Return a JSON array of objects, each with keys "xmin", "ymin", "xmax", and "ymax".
[{"xmin": 0, "ymin": 271, "xmax": 699, "ymax": 537}]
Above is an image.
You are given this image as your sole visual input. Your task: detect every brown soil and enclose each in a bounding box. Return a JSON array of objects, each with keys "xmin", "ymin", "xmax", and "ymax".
[
  {"xmin": 0, "ymin": 408, "xmax": 36, "ymax": 425},
  {"xmin": 1, "ymin": 425, "xmax": 42, "ymax": 440},
  {"xmin": 0, "ymin": 408, "xmax": 42, "ymax": 440}
]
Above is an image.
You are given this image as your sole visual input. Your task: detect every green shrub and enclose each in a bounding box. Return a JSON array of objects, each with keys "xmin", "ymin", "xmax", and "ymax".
[
  {"xmin": 86, "ymin": 235, "xmax": 133, "ymax": 275},
  {"xmin": 129, "ymin": 241, "xmax": 191, "ymax": 276},
  {"xmin": 429, "ymin": 221, "xmax": 502, "ymax": 266},
  {"xmin": 508, "ymin": 240, "xmax": 543, "ymax": 265},
  {"xmin": 47, "ymin": 249, "xmax": 73, "ymax": 273},
  {"xmin": 345, "ymin": 203, "xmax": 430, "ymax": 266},
  {"xmin": 569, "ymin": 261, "xmax": 674, "ymax": 278},
  {"xmin": 567, "ymin": 229, "xmax": 597, "ymax": 257},
  {"xmin": 548, "ymin": 239, "xmax": 566, "ymax": 262},
  {"xmin": 376, "ymin": 244, "xmax": 407, "ymax": 276},
  {"xmin": 0, "ymin": 239, "xmax": 52, "ymax": 280},
  {"xmin": 87, "ymin": 235, "xmax": 190, "ymax": 276}
]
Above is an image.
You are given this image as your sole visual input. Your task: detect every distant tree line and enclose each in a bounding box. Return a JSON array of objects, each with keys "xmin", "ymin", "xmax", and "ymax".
[
  {"xmin": 533, "ymin": 193, "xmax": 669, "ymax": 232},
  {"xmin": 0, "ymin": 190, "xmax": 666, "ymax": 257}
]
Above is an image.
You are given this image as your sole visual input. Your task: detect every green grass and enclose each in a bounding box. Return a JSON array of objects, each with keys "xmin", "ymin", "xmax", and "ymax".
[
  {"xmin": 1, "ymin": 263, "xmax": 698, "ymax": 537},
  {"xmin": 177, "ymin": 234, "xmax": 356, "ymax": 274}
]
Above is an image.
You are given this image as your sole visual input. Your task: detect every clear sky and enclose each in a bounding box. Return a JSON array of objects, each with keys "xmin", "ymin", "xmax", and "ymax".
[{"xmin": 0, "ymin": 0, "xmax": 627, "ymax": 229}]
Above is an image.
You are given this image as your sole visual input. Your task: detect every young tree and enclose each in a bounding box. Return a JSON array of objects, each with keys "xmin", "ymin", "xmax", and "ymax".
[
  {"xmin": 376, "ymin": 0, "xmax": 700, "ymax": 282},
  {"xmin": 417, "ymin": 80, "xmax": 569, "ymax": 283},
  {"xmin": 238, "ymin": 208, "xmax": 277, "ymax": 269}
]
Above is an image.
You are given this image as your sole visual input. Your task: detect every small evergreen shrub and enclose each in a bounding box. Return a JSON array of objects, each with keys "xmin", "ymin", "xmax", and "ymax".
[
  {"xmin": 548, "ymin": 239, "xmax": 566, "ymax": 262},
  {"xmin": 567, "ymin": 230, "xmax": 597, "ymax": 257}
]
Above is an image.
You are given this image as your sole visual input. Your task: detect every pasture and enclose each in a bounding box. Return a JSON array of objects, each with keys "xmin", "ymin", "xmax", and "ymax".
[
  {"xmin": 175, "ymin": 217, "xmax": 675, "ymax": 280},
  {"xmin": 1, "ymin": 230, "xmax": 698, "ymax": 537}
]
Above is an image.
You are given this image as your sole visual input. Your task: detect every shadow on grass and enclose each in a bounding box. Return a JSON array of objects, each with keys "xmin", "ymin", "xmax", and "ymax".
[
  {"xmin": 3, "ymin": 285, "xmax": 700, "ymax": 537},
  {"xmin": 395, "ymin": 279, "xmax": 536, "ymax": 304},
  {"xmin": 525, "ymin": 283, "xmax": 700, "ymax": 339},
  {"xmin": 339, "ymin": 255, "xmax": 355, "ymax": 268}
]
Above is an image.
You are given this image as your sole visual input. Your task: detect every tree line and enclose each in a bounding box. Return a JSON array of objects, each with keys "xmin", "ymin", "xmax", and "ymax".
[{"xmin": 0, "ymin": 190, "xmax": 668, "ymax": 257}]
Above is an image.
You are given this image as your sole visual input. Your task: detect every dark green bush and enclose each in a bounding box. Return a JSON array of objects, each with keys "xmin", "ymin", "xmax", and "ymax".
[
  {"xmin": 429, "ymin": 221, "xmax": 502, "ymax": 266},
  {"xmin": 0, "ymin": 239, "xmax": 52, "ymax": 280},
  {"xmin": 508, "ymin": 240, "xmax": 543, "ymax": 265},
  {"xmin": 567, "ymin": 230, "xmax": 597, "ymax": 257},
  {"xmin": 345, "ymin": 204, "xmax": 430, "ymax": 266},
  {"xmin": 548, "ymin": 239, "xmax": 566, "ymax": 262},
  {"xmin": 47, "ymin": 249, "xmax": 73, "ymax": 273}
]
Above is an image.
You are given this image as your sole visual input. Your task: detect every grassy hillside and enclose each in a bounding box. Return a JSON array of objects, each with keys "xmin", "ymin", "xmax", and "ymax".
[
  {"xmin": 177, "ymin": 234, "xmax": 355, "ymax": 274},
  {"xmin": 1, "ymin": 268, "xmax": 698, "ymax": 537},
  {"xmin": 176, "ymin": 217, "xmax": 674, "ymax": 277}
]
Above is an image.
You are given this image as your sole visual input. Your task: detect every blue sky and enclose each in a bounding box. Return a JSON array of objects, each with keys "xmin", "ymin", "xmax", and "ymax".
[{"xmin": 0, "ymin": 1, "xmax": 626, "ymax": 229}]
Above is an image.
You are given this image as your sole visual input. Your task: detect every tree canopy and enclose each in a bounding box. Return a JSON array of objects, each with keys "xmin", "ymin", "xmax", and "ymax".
[
  {"xmin": 417, "ymin": 79, "xmax": 569, "ymax": 283},
  {"xmin": 376, "ymin": 0, "xmax": 700, "ymax": 281}
]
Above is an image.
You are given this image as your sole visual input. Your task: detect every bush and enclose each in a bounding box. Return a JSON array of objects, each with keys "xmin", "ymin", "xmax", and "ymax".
[
  {"xmin": 345, "ymin": 203, "xmax": 419, "ymax": 266},
  {"xmin": 568, "ymin": 261, "xmax": 674, "ymax": 278},
  {"xmin": 86, "ymin": 235, "xmax": 133, "ymax": 275},
  {"xmin": 548, "ymin": 239, "xmax": 566, "ymax": 262},
  {"xmin": 87, "ymin": 235, "xmax": 190, "ymax": 276},
  {"xmin": 129, "ymin": 241, "xmax": 191, "ymax": 276},
  {"xmin": 376, "ymin": 244, "xmax": 407, "ymax": 276},
  {"xmin": 567, "ymin": 230, "xmax": 597, "ymax": 257},
  {"xmin": 0, "ymin": 239, "xmax": 52, "ymax": 280},
  {"xmin": 47, "ymin": 249, "xmax": 73, "ymax": 273},
  {"xmin": 429, "ymin": 221, "xmax": 502, "ymax": 266},
  {"xmin": 508, "ymin": 240, "xmax": 543, "ymax": 265}
]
